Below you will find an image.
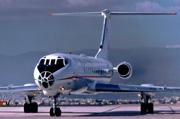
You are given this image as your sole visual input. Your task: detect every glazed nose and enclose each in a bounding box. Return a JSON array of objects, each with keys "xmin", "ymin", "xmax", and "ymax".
[
  {"xmin": 42, "ymin": 78, "xmax": 48, "ymax": 82},
  {"xmin": 38, "ymin": 71, "xmax": 54, "ymax": 88}
]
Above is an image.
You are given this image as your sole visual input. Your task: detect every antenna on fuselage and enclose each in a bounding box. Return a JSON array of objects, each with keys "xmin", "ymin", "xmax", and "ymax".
[{"xmin": 50, "ymin": 9, "xmax": 176, "ymax": 60}]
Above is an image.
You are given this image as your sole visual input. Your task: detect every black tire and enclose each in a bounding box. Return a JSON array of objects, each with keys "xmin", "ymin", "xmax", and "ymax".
[
  {"xmin": 24, "ymin": 103, "xmax": 31, "ymax": 113},
  {"xmin": 55, "ymin": 107, "xmax": 61, "ymax": 116},
  {"xmin": 148, "ymin": 103, "xmax": 154, "ymax": 114},
  {"xmin": 49, "ymin": 107, "xmax": 55, "ymax": 116},
  {"xmin": 141, "ymin": 103, "xmax": 147, "ymax": 114},
  {"xmin": 31, "ymin": 102, "xmax": 38, "ymax": 113}
]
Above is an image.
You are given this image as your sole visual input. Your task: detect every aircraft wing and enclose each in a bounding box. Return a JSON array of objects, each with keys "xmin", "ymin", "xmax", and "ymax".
[
  {"xmin": 0, "ymin": 83, "xmax": 40, "ymax": 92},
  {"xmin": 95, "ymin": 83, "xmax": 180, "ymax": 93}
]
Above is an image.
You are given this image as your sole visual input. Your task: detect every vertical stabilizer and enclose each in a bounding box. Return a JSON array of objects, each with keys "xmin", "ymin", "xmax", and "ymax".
[{"xmin": 95, "ymin": 9, "xmax": 111, "ymax": 60}]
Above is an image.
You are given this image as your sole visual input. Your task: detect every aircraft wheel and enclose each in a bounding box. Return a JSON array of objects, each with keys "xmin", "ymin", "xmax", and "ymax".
[
  {"xmin": 148, "ymin": 103, "xmax": 154, "ymax": 114},
  {"xmin": 31, "ymin": 102, "xmax": 38, "ymax": 113},
  {"xmin": 50, "ymin": 107, "xmax": 55, "ymax": 116},
  {"xmin": 49, "ymin": 107, "xmax": 61, "ymax": 116},
  {"xmin": 55, "ymin": 107, "xmax": 61, "ymax": 116},
  {"xmin": 141, "ymin": 103, "xmax": 147, "ymax": 114},
  {"xmin": 24, "ymin": 103, "xmax": 31, "ymax": 113}
]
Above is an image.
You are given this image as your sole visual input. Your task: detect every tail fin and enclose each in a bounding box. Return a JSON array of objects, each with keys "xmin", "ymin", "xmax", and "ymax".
[
  {"xmin": 51, "ymin": 9, "xmax": 176, "ymax": 60},
  {"xmin": 95, "ymin": 9, "xmax": 111, "ymax": 60}
]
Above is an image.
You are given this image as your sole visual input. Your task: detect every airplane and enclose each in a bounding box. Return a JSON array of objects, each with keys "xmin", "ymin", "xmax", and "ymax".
[{"xmin": 0, "ymin": 9, "xmax": 179, "ymax": 117}]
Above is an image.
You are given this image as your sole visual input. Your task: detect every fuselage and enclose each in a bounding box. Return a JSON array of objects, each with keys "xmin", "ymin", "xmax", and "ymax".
[{"xmin": 34, "ymin": 53, "xmax": 113, "ymax": 96}]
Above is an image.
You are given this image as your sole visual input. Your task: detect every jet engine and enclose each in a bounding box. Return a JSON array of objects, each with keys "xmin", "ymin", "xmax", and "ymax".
[{"xmin": 115, "ymin": 62, "xmax": 132, "ymax": 79}]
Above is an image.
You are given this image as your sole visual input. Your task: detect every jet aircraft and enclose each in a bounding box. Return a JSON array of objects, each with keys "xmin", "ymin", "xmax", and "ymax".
[{"xmin": 0, "ymin": 9, "xmax": 179, "ymax": 116}]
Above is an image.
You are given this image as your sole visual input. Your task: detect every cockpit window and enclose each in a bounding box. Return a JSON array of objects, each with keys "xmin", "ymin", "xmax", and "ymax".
[
  {"xmin": 51, "ymin": 59, "xmax": 55, "ymax": 65},
  {"xmin": 37, "ymin": 58, "xmax": 68, "ymax": 73},
  {"xmin": 65, "ymin": 59, "xmax": 68, "ymax": 65},
  {"xmin": 39, "ymin": 59, "xmax": 45, "ymax": 65},
  {"xmin": 57, "ymin": 59, "xmax": 64, "ymax": 67},
  {"xmin": 46, "ymin": 59, "xmax": 50, "ymax": 65}
]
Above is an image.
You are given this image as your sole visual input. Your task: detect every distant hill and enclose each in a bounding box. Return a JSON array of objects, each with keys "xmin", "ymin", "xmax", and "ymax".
[{"xmin": 1, "ymin": 47, "xmax": 180, "ymax": 99}]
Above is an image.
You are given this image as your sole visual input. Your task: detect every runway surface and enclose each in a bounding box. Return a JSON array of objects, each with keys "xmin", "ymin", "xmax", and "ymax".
[{"xmin": 0, "ymin": 105, "xmax": 180, "ymax": 119}]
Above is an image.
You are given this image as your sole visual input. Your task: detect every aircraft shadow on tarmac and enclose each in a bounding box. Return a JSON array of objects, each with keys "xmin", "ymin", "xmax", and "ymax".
[
  {"xmin": 0, "ymin": 110, "xmax": 179, "ymax": 116},
  {"xmin": 62, "ymin": 110, "xmax": 180, "ymax": 117}
]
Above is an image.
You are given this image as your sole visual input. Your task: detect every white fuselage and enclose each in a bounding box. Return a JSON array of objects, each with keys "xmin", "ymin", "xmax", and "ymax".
[{"xmin": 34, "ymin": 53, "xmax": 113, "ymax": 96}]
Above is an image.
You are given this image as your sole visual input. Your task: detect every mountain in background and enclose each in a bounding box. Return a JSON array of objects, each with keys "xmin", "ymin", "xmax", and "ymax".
[{"xmin": 1, "ymin": 47, "xmax": 180, "ymax": 100}]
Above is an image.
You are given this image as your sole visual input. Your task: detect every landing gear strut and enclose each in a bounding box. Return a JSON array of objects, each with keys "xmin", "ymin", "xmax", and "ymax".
[
  {"xmin": 24, "ymin": 96, "xmax": 38, "ymax": 113},
  {"xmin": 49, "ymin": 95, "xmax": 61, "ymax": 116},
  {"xmin": 140, "ymin": 94, "xmax": 154, "ymax": 114},
  {"xmin": 141, "ymin": 94, "xmax": 154, "ymax": 114}
]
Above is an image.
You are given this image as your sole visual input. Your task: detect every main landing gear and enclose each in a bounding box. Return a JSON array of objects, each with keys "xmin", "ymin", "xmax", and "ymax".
[
  {"xmin": 24, "ymin": 96, "xmax": 38, "ymax": 113},
  {"xmin": 49, "ymin": 95, "xmax": 61, "ymax": 116},
  {"xmin": 140, "ymin": 94, "xmax": 154, "ymax": 114}
]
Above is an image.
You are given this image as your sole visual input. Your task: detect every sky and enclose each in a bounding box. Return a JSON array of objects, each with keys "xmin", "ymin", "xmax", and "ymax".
[{"xmin": 0, "ymin": 0, "xmax": 180, "ymax": 55}]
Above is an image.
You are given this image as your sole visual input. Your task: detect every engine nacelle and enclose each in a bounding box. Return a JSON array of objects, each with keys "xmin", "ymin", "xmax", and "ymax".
[{"xmin": 116, "ymin": 62, "xmax": 132, "ymax": 79}]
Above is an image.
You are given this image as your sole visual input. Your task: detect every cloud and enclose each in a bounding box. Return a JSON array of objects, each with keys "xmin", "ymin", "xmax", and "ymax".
[
  {"xmin": 136, "ymin": 1, "xmax": 164, "ymax": 12},
  {"xmin": 0, "ymin": 0, "xmax": 179, "ymax": 20},
  {"xmin": 0, "ymin": 0, "xmax": 135, "ymax": 20},
  {"xmin": 135, "ymin": 1, "xmax": 180, "ymax": 12},
  {"xmin": 66, "ymin": 0, "xmax": 130, "ymax": 11},
  {"xmin": 172, "ymin": 0, "xmax": 180, "ymax": 5},
  {"xmin": 164, "ymin": 45, "xmax": 180, "ymax": 49}
]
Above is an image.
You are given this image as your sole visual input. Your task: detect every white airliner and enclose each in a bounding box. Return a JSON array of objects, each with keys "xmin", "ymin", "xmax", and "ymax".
[{"xmin": 0, "ymin": 9, "xmax": 179, "ymax": 116}]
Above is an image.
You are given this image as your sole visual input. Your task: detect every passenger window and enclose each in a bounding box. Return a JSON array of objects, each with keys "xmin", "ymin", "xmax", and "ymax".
[
  {"xmin": 51, "ymin": 59, "xmax": 55, "ymax": 65},
  {"xmin": 46, "ymin": 59, "xmax": 50, "ymax": 65}
]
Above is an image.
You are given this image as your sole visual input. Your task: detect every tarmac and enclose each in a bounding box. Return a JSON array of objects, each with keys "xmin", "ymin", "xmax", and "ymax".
[{"xmin": 0, "ymin": 105, "xmax": 180, "ymax": 119}]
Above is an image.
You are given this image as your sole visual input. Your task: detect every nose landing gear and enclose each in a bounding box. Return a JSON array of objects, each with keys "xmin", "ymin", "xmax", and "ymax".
[{"xmin": 49, "ymin": 95, "xmax": 61, "ymax": 116}]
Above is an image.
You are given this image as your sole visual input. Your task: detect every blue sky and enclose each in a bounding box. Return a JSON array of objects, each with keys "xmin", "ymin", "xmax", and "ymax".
[{"xmin": 0, "ymin": 0, "xmax": 180, "ymax": 55}]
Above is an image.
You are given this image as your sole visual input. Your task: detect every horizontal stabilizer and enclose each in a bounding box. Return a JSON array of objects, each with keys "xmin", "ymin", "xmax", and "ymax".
[
  {"xmin": 110, "ymin": 12, "xmax": 176, "ymax": 16},
  {"xmin": 50, "ymin": 10, "xmax": 176, "ymax": 17},
  {"xmin": 50, "ymin": 12, "xmax": 101, "ymax": 16}
]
